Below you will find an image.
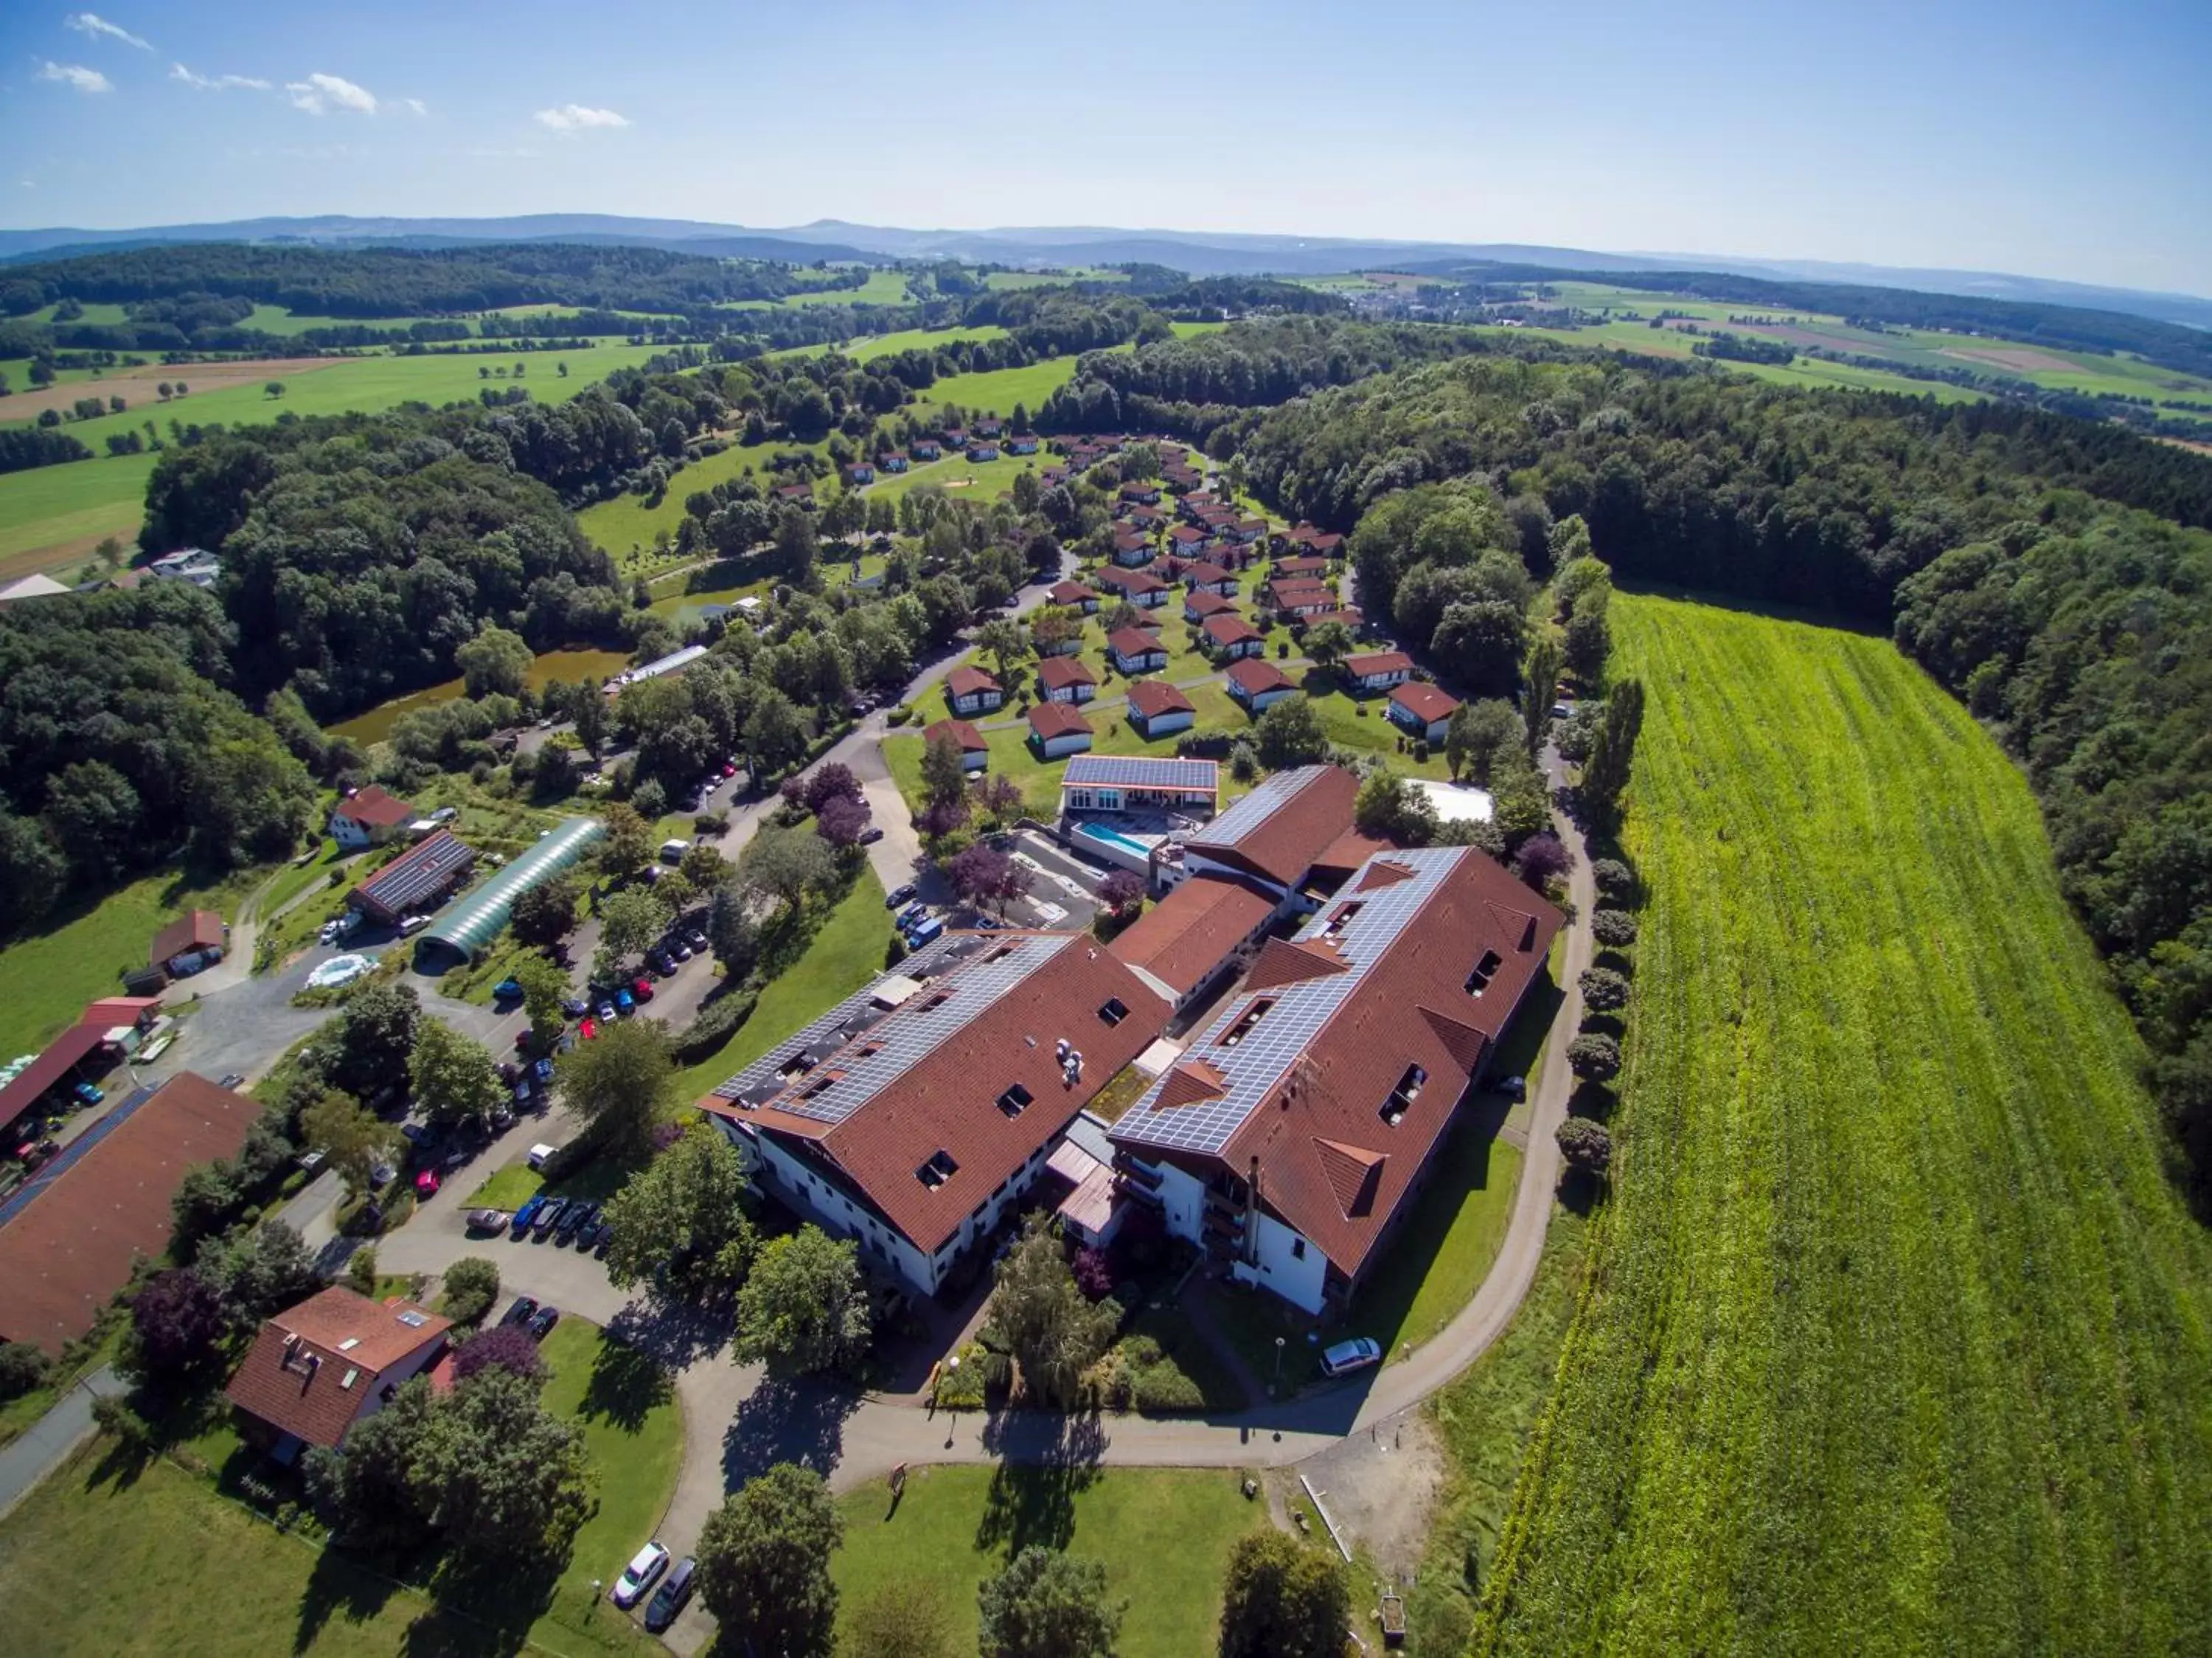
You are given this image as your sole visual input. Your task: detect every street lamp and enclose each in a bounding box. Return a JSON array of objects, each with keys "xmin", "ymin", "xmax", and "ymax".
[{"xmin": 1273, "ymin": 1336, "xmax": 1284, "ymax": 1392}]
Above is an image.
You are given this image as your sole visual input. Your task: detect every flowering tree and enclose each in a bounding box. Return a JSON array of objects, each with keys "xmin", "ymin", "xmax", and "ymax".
[
  {"xmin": 1099, "ymin": 870, "xmax": 1146, "ymax": 917},
  {"xmin": 815, "ymin": 792, "xmax": 872, "ymax": 849},
  {"xmin": 947, "ymin": 844, "xmax": 1026, "ymax": 915}
]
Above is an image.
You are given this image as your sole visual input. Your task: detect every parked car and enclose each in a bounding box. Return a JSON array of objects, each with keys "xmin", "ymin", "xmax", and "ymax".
[
  {"xmin": 499, "ymin": 1295, "xmax": 538, "ymax": 1328},
  {"xmin": 557, "ymin": 1202, "xmax": 597, "ymax": 1245},
  {"xmin": 904, "ymin": 916, "xmax": 945, "ymax": 947},
  {"xmin": 369, "ymin": 1161, "xmax": 397, "ymax": 1190},
  {"xmin": 493, "ymin": 979, "xmax": 524, "ymax": 1001},
  {"xmin": 490, "ymin": 1105, "xmax": 515, "ymax": 1131},
  {"xmin": 611, "ymin": 1541, "xmax": 669, "ymax": 1609},
  {"xmin": 218, "ymin": 1073, "xmax": 246, "ymax": 1090},
  {"xmin": 648, "ymin": 951, "xmax": 676, "ymax": 976},
  {"xmin": 631, "ymin": 977, "xmax": 655, "ymax": 1002},
  {"xmin": 527, "ymin": 1304, "xmax": 560, "ymax": 1340},
  {"xmin": 886, "ymin": 883, "xmax": 918, "ymax": 909},
  {"xmin": 860, "ymin": 826, "xmax": 885, "ymax": 844},
  {"xmin": 643, "ymin": 1557, "xmax": 697, "ymax": 1631},
  {"xmin": 532, "ymin": 1197, "xmax": 569, "ymax": 1238},
  {"xmin": 560, "ymin": 996, "xmax": 588, "ymax": 1019},
  {"xmin": 398, "ymin": 915, "xmax": 431, "ymax": 937},
  {"xmin": 615, "ymin": 988, "xmax": 634, "ymax": 1014},
  {"xmin": 465, "ymin": 1207, "xmax": 510, "ymax": 1234},
  {"xmin": 510, "ymin": 1196, "xmax": 546, "ymax": 1238},
  {"xmin": 898, "ymin": 903, "xmax": 928, "ymax": 928},
  {"xmin": 578, "ymin": 1016, "xmax": 599, "ymax": 1041},
  {"xmin": 667, "ymin": 941, "xmax": 692, "ymax": 962},
  {"xmin": 597, "ymin": 1001, "xmax": 616, "ymax": 1022},
  {"xmin": 684, "ymin": 929, "xmax": 707, "ymax": 951},
  {"xmin": 414, "ymin": 1168, "xmax": 441, "ymax": 1197},
  {"xmin": 1320, "ymin": 1336, "xmax": 1382, "ymax": 1378},
  {"xmin": 1496, "ymin": 1074, "xmax": 1527, "ymax": 1100},
  {"xmin": 527, "ymin": 1142, "xmax": 559, "ymax": 1170}
]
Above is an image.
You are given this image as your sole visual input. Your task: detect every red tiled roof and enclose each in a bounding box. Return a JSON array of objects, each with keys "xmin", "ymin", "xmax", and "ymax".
[
  {"xmin": 0, "ymin": 1073, "xmax": 258, "ymax": 1356},
  {"xmin": 1223, "ymin": 852, "xmax": 1562, "ymax": 1283},
  {"xmin": 1186, "ymin": 592, "xmax": 1237, "ymax": 620},
  {"xmin": 1029, "ymin": 703, "xmax": 1094, "ymax": 740},
  {"xmin": 707, "ymin": 935, "xmax": 1166, "ymax": 1255},
  {"xmin": 1169, "ymin": 525, "xmax": 1206, "ymax": 545},
  {"xmin": 1267, "ymin": 578, "xmax": 1334, "ymax": 606},
  {"xmin": 1034, "ymin": 657, "xmax": 1096, "ymax": 690},
  {"xmin": 1347, "ymin": 651, "xmax": 1413, "ymax": 679},
  {"xmin": 1311, "ymin": 828, "xmax": 1392, "ymax": 875},
  {"xmin": 225, "ymin": 1286, "xmax": 451, "ymax": 1449},
  {"xmin": 1099, "ymin": 567, "xmax": 1166, "ymax": 594},
  {"xmin": 1203, "ymin": 614, "xmax": 1265, "ymax": 647},
  {"xmin": 150, "ymin": 909, "xmax": 223, "ymax": 965},
  {"xmin": 923, "ymin": 718, "xmax": 988, "ymax": 755},
  {"xmin": 947, "ymin": 665, "xmax": 1001, "ymax": 699},
  {"xmin": 1127, "ymin": 681, "xmax": 1194, "ymax": 719},
  {"xmin": 1108, "ymin": 628, "xmax": 1165, "ymax": 659},
  {"xmin": 1390, "ymin": 682, "xmax": 1462, "ymax": 724},
  {"xmin": 1183, "ymin": 561, "xmax": 1233, "ymax": 586},
  {"xmin": 1225, "ymin": 658, "xmax": 1293, "ymax": 698},
  {"xmin": 334, "ymin": 785, "xmax": 414, "ymax": 829},
  {"xmin": 1187, "ymin": 764, "xmax": 1363, "ymax": 889},
  {"xmin": 81, "ymin": 996, "xmax": 161, "ymax": 1029},
  {"xmin": 1109, "ymin": 875, "xmax": 1277, "ymax": 996},
  {"xmin": 1048, "ymin": 580, "xmax": 1097, "ymax": 606},
  {"xmin": 1276, "ymin": 555, "xmax": 1329, "ymax": 576}
]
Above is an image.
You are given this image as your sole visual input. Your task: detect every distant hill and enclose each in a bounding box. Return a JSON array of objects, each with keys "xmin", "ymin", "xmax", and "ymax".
[{"xmin": 0, "ymin": 213, "xmax": 2203, "ymax": 329}]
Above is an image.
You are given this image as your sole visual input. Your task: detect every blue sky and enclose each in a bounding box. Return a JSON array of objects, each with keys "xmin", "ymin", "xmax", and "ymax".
[{"xmin": 2, "ymin": 0, "xmax": 2207, "ymax": 295}]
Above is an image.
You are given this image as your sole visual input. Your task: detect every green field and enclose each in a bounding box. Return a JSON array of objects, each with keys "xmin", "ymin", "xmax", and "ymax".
[
  {"xmin": 983, "ymin": 268, "xmax": 1131, "ymax": 289},
  {"xmin": 784, "ymin": 269, "xmax": 914, "ymax": 307},
  {"xmin": 1477, "ymin": 595, "xmax": 2212, "ymax": 1653},
  {"xmin": 0, "ymin": 448, "xmax": 159, "ymax": 577},
  {"xmin": 830, "ymin": 1465, "xmax": 1267, "ymax": 1658},
  {"xmin": 922, "ymin": 355, "xmax": 1086, "ymax": 418}
]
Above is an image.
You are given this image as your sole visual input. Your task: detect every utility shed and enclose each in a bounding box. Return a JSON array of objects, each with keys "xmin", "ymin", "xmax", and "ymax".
[{"xmin": 411, "ymin": 816, "xmax": 606, "ymax": 972}]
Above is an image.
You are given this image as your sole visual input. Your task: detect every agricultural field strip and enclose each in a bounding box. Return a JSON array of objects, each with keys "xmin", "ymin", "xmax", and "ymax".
[{"xmin": 1481, "ymin": 598, "xmax": 2212, "ymax": 1652}]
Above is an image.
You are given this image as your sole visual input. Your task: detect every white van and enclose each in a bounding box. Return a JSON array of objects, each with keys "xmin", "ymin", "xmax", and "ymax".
[{"xmin": 659, "ymin": 839, "xmax": 689, "ymax": 864}]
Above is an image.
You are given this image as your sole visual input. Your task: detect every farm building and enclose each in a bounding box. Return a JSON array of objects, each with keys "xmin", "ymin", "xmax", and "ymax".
[
  {"xmin": 226, "ymin": 1287, "xmax": 453, "ymax": 1463},
  {"xmin": 698, "ymin": 931, "xmax": 1169, "ymax": 1297},
  {"xmin": 349, "ymin": 830, "xmax": 476, "ymax": 928},
  {"xmin": 1028, "ymin": 702, "xmax": 1096, "ymax": 759},
  {"xmin": 0, "ymin": 572, "xmax": 73, "ymax": 606},
  {"xmin": 1225, "ymin": 657, "xmax": 1296, "ymax": 710},
  {"xmin": 1110, "ymin": 846, "xmax": 1561, "ymax": 1314},
  {"xmin": 1060, "ymin": 755, "xmax": 1220, "ymax": 816},
  {"xmin": 1126, "ymin": 679, "xmax": 1197, "ymax": 738},
  {"xmin": 329, "ymin": 785, "xmax": 415, "ymax": 850},
  {"xmin": 1035, "ymin": 656, "xmax": 1099, "ymax": 704},
  {"xmin": 411, "ymin": 816, "xmax": 606, "ymax": 971},
  {"xmin": 0, "ymin": 1072, "xmax": 258, "ymax": 1355},
  {"xmin": 150, "ymin": 909, "xmax": 226, "ymax": 977},
  {"xmin": 923, "ymin": 719, "xmax": 991, "ymax": 772},
  {"xmin": 946, "ymin": 666, "xmax": 1005, "ymax": 716},
  {"xmin": 1388, "ymin": 682, "xmax": 1462, "ymax": 743}
]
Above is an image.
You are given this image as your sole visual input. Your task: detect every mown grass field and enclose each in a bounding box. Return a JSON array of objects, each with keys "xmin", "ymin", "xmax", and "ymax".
[
  {"xmin": 831, "ymin": 1464, "xmax": 1267, "ymax": 1658},
  {"xmin": 1476, "ymin": 594, "xmax": 2212, "ymax": 1654}
]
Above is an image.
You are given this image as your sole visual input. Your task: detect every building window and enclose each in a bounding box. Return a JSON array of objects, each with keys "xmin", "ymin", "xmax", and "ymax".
[
  {"xmin": 919, "ymin": 991, "xmax": 953, "ymax": 1013},
  {"xmin": 1324, "ymin": 902, "xmax": 1363, "ymax": 937},
  {"xmin": 997, "ymin": 1082, "xmax": 1034, "ymax": 1118},
  {"xmin": 1381, "ymin": 1063, "xmax": 1426, "ymax": 1127},
  {"xmin": 1465, "ymin": 950, "xmax": 1503, "ymax": 996},
  {"xmin": 1291, "ymin": 1238, "xmax": 1306, "ymax": 1260},
  {"xmin": 916, "ymin": 1149, "xmax": 959, "ymax": 1188},
  {"xmin": 1098, "ymin": 997, "xmax": 1130, "ymax": 1027},
  {"xmin": 1222, "ymin": 997, "xmax": 1276, "ymax": 1047}
]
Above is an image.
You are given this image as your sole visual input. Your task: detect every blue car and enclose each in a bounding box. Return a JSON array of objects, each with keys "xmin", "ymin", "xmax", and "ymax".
[
  {"xmin": 493, "ymin": 979, "xmax": 524, "ymax": 1002},
  {"xmin": 72, "ymin": 1081, "xmax": 104, "ymax": 1106},
  {"xmin": 510, "ymin": 1194, "xmax": 546, "ymax": 1238},
  {"xmin": 532, "ymin": 1058, "xmax": 554, "ymax": 1083},
  {"xmin": 615, "ymin": 988, "xmax": 634, "ymax": 1014}
]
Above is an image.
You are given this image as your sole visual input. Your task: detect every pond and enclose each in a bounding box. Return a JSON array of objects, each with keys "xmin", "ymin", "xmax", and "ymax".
[{"xmin": 327, "ymin": 646, "xmax": 636, "ymax": 744}]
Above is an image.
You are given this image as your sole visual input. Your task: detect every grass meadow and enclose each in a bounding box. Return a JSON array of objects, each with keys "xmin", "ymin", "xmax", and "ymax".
[{"xmin": 1474, "ymin": 594, "xmax": 2212, "ymax": 1654}]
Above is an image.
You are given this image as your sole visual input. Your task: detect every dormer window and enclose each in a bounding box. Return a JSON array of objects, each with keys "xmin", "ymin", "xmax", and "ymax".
[
  {"xmin": 917, "ymin": 1149, "xmax": 960, "ymax": 1188},
  {"xmin": 1465, "ymin": 950, "xmax": 1502, "ymax": 996},
  {"xmin": 1324, "ymin": 902, "xmax": 1363, "ymax": 937},
  {"xmin": 1222, "ymin": 998, "xmax": 1275, "ymax": 1047},
  {"xmin": 998, "ymin": 1083, "xmax": 1034, "ymax": 1118},
  {"xmin": 1380, "ymin": 1064, "xmax": 1426, "ymax": 1127},
  {"xmin": 1098, "ymin": 997, "xmax": 1129, "ymax": 1027}
]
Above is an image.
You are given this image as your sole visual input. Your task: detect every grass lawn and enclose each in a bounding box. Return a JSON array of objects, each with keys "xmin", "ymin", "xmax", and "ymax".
[
  {"xmin": 831, "ymin": 1464, "xmax": 1267, "ymax": 1658},
  {"xmin": 538, "ymin": 1317, "xmax": 685, "ymax": 1644},
  {"xmin": 466, "ymin": 1162, "xmax": 546, "ymax": 1211},
  {"xmin": 0, "ymin": 448, "xmax": 158, "ymax": 578},
  {"xmin": 920, "ymin": 355, "xmax": 1085, "ymax": 418},
  {"xmin": 0, "ymin": 861, "xmax": 262, "ymax": 1059},
  {"xmin": 1476, "ymin": 594, "xmax": 2212, "ymax": 1652},
  {"xmin": 669, "ymin": 867, "xmax": 891, "ymax": 1101}
]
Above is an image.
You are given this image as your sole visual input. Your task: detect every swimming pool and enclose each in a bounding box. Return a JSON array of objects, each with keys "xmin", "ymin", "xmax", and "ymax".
[{"xmin": 1075, "ymin": 822, "xmax": 1155, "ymax": 859}]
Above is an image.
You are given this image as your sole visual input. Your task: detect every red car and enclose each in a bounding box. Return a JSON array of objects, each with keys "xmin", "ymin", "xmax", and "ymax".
[
  {"xmin": 414, "ymin": 1168, "xmax": 441, "ymax": 1196},
  {"xmin": 578, "ymin": 1016, "xmax": 599, "ymax": 1040},
  {"xmin": 720, "ymin": 763, "xmax": 737, "ymax": 777},
  {"xmin": 631, "ymin": 977, "xmax": 655, "ymax": 1002}
]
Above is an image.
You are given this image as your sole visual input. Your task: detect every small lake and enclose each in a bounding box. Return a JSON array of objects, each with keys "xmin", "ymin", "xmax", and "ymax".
[{"xmin": 327, "ymin": 646, "xmax": 636, "ymax": 743}]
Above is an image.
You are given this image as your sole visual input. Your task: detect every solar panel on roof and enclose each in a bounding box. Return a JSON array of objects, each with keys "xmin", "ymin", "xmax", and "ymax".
[
  {"xmin": 356, "ymin": 831, "xmax": 474, "ymax": 915},
  {"xmin": 1110, "ymin": 848, "xmax": 1468, "ymax": 1158},
  {"xmin": 1061, "ymin": 755, "xmax": 1220, "ymax": 790}
]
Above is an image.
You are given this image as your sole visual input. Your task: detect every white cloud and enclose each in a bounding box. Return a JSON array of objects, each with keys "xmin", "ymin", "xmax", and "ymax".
[
  {"xmin": 286, "ymin": 72, "xmax": 377, "ymax": 115},
  {"xmin": 398, "ymin": 96, "xmax": 427, "ymax": 117},
  {"xmin": 38, "ymin": 61, "xmax": 112, "ymax": 94},
  {"xmin": 67, "ymin": 13, "xmax": 152, "ymax": 51},
  {"xmin": 535, "ymin": 104, "xmax": 629, "ymax": 131},
  {"xmin": 171, "ymin": 62, "xmax": 271, "ymax": 91}
]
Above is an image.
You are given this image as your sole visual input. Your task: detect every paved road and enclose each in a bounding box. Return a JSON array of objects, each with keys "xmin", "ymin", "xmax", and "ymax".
[{"xmin": 0, "ymin": 1365, "xmax": 126, "ymax": 1521}]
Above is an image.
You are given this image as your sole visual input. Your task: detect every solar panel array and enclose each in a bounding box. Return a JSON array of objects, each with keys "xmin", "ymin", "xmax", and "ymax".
[
  {"xmin": 712, "ymin": 933, "xmax": 1074, "ymax": 1128},
  {"xmin": 1186, "ymin": 766, "xmax": 1324, "ymax": 856},
  {"xmin": 1110, "ymin": 847, "xmax": 1468, "ymax": 1159},
  {"xmin": 355, "ymin": 830, "xmax": 474, "ymax": 918},
  {"xmin": 1062, "ymin": 755, "xmax": 1220, "ymax": 791}
]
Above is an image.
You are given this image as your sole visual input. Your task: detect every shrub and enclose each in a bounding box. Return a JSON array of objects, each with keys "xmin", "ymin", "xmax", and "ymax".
[
  {"xmin": 452, "ymin": 1323, "xmax": 546, "ymax": 1385},
  {"xmin": 345, "ymin": 1246, "xmax": 378, "ymax": 1297},
  {"xmin": 1579, "ymin": 967, "xmax": 1631, "ymax": 1011},
  {"xmin": 1568, "ymin": 1032, "xmax": 1621, "ymax": 1081},
  {"xmin": 672, "ymin": 988, "xmax": 759, "ymax": 1064},
  {"xmin": 0, "ymin": 1340, "xmax": 50, "ymax": 1401},
  {"xmin": 1072, "ymin": 1246, "xmax": 1115, "ymax": 1301},
  {"xmin": 1514, "ymin": 832, "xmax": 1571, "ymax": 888},
  {"xmin": 1591, "ymin": 908, "xmax": 1639, "ymax": 947},
  {"xmin": 441, "ymin": 1258, "xmax": 501, "ymax": 1325},
  {"xmin": 1590, "ymin": 858, "xmax": 1635, "ymax": 898},
  {"xmin": 1557, "ymin": 1116, "xmax": 1613, "ymax": 1174}
]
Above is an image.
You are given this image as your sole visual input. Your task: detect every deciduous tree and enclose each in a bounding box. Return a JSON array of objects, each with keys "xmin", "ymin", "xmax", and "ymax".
[
  {"xmin": 1255, "ymin": 693, "xmax": 1328, "ymax": 771},
  {"xmin": 1567, "ymin": 1033, "xmax": 1621, "ymax": 1083},
  {"xmin": 602, "ymin": 1124, "xmax": 758, "ymax": 1294},
  {"xmin": 1556, "ymin": 1116, "xmax": 1613, "ymax": 1173},
  {"xmin": 594, "ymin": 884, "xmax": 670, "ymax": 984},
  {"xmin": 556, "ymin": 1019, "xmax": 675, "ymax": 1155},
  {"xmin": 978, "ymin": 1547, "xmax": 1122, "ymax": 1658},
  {"xmin": 981, "ymin": 1221, "xmax": 1116, "ymax": 1407},
  {"xmin": 123, "ymin": 1268, "xmax": 229, "ymax": 1386},
  {"xmin": 301, "ymin": 1091, "xmax": 402, "ymax": 1201},
  {"xmin": 597, "ymin": 801, "xmax": 654, "ymax": 882},
  {"xmin": 439, "ymin": 1258, "xmax": 501, "ymax": 1325},
  {"xmin": 509, "ymin": 876, "xmax": 580, "ymax": 948},
  {"xmin": 1217, "ymin": 1529, "xmax": 1351, "ymax": 1658},
  {"xmin": 739, "ymin": 821, "xmax": 837, "ymax": 912},
  {"xmin": 698, "ymin": 1463, "xmax": 844, "ymax": 1658},
  {"xmin": 410, "ymin": 1017, "xmax": 505, "ymax": 1130},
  {"xmin": 734, "ymin": 1226, "xmax": 870, "ymax": 1374}
]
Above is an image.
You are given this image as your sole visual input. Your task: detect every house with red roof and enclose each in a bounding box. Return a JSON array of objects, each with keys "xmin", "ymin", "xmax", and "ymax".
[
  {"xmin": 1388, "ymin": 682, "xmax": 1463, "ymax": 743},
  {"xmin": 946, "ymin": 665, "xmax": 1004, "ymax": 717},
  {"xmin": 1182, "ymin": 561, "xmax": 1238, "ymax": 597},
  {"xmin": 1126, "ymin": 679, "xmax": 1197, "ymax": 739},
  {"xmin": 329, "ymin": 785, "xmax": 415, "ymax": 850},
  {"xmin": 1027, "ymin": 701, "xmax": 1096, "ymax": 759},
  {"xmin": 1111, "ymin": 530, "xmax": 1157, "ymax": 566},
  {"xmin": 1048, "ymin": 580, "xmax": 1101, "ymax": 614},
  {"xmin": 1265, "ymin": 577, "xmax": 1337, "ymax": 621},
  {"xmin": 1035, "ymin": 656, "xmax": 1099, "ymax": 705},
  {"xmin": 923, "ymin": 719, "xmax": 990, "ymax": 773},
  {"xmin": 1203, "ymin": 614, "xmax": 1267, "ymax": 660},
  {"xmin": 1098, "ymin": 566, "xmax": 1170, "ymax": 610},
  {"xmin": 1108, "ymin": 628, "xmax": 1169, "ymax": 675},
  {"xmin": 697, "ymin": 932, "xmax": 1169, "ymax": 1297},
  {"xmin": 226, "ymin": 1286, "xmax": 453, "ymax": 1463},
  {"xmin": 1111, "ymin": 845, "xmax": 1561, "ymax": 1313},
  {"xmin": 1344, "ymin": 650, "xmax": 1415, "ymax": 694},
  {"xmin": 1225, "ymin": 657, "xmax": 1296, "ymax": 712},
  {"xmin": 1184, "ymin": 590, "xmax": 1238, "ymax": 625}
]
